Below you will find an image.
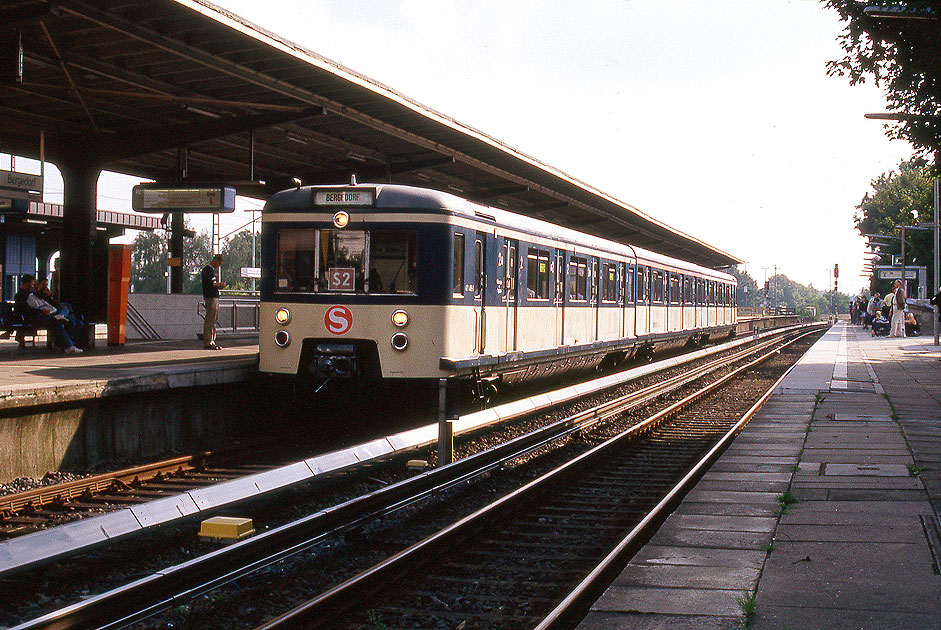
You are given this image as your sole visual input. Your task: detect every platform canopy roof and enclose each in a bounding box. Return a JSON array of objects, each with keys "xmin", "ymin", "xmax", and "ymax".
[{"xmin": 0, "ymin": 0, "xmax": 741, "ymax": 268}]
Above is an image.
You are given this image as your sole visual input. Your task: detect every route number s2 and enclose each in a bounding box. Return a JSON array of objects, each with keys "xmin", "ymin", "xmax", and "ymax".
[{"xmin": 327, "ymin": 267, "xmax": 355, "ymax": 292}]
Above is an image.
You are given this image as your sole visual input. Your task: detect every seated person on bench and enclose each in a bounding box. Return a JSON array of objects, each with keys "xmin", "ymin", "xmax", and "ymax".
[
  {"xmin": 871, "ymin": 312, "xmax": 890, "ymax": 337},
  {"xmin": 14, "ymin": 274, "xmax": 83, "ymax": 354},
  {"xmin": 34, "ymin": 276, "xmax": 85, "ymax": 338}
]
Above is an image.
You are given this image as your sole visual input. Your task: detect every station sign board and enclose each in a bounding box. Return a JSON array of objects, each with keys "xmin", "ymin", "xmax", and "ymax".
[
  {"xmin": 0, "ymin": 169, "xmax": 42, "ymax": 202},
  {"xmin": 240, "ymin": 267, "xmax": 261, "ymax": 279},
  {"xmin": 878, "ymin": 268, "xmax": 918, "ymax": 280},
  {"xmin": 132, "ymin": 184, "xmax": 237, "ymax": 213}
]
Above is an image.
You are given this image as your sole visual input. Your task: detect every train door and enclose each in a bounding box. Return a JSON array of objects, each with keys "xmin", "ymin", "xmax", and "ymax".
[
  {"xmin": 592, "ymin": 258, "xmax": 599, "ymax": 342},
  {"xmin": 625, "ymin": 263, "xmax": 636, "ymax": 339},
  {"xmin": 474, "ymin": 233, "xmax": 486, "ymax": 353},
  {"xmin": 636, "ymin": 265, "xmax": 648, "ymax": 335},
  {"xmin": 555, "ymin": 251, "xmax": 565, "ymax": 346},
  {"xmin": 618, "ymin": 264, "xmax": 625, "ymax": 339},
  {"xmin": 504, "ymin": 239, "xmax": 518, "ymax": 351}
]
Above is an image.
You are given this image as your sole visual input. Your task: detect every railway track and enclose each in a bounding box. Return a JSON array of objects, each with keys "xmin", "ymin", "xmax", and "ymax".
[
  {"xmin": 8, "ymin": 325, "xmax": 821, "ymax": 630},
  {"xmin": 0, "ymin": 449, "xmax": 273, "ymax": 538},
  {"xmin": 0, "ymin": 327, "xmax": 794, "ymax": 541},
  {"xmin": 252, "ymin": 329, "xmax": 809, "ymax": 629}
]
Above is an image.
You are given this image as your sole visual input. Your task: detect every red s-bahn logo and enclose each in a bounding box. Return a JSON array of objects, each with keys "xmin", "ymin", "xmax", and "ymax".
[{"xmin": 324, "ymin": 305, "xmax": 353, "ymax": 335}]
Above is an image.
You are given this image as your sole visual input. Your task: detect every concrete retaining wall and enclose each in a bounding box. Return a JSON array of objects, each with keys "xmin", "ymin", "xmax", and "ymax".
[
  {"xmin": 128, "ymin": 293, "xmax": 204, "ymax": 340},
  {"xmin": 0, "ymin": 379, "xmax": 270, "ymax": 480}
]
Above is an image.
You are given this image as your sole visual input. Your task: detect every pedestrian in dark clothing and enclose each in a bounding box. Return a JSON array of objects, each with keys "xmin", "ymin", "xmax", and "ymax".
[{"xmin": 201, "ymin": 254, "xmax": 225, "ymax": 350}]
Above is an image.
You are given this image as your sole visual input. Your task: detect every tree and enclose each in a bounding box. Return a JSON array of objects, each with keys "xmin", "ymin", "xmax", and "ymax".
[
  {"xmin": 131, "ymin": 230, "xmax": 167, "ymax": 294},
  {"xmin": 221, "ymin": 229, "xmax": 261, "ymax": 292},
  {"xmin": 183, "ymin": 231, "xmax": 214, "ymax": 294},
  {"xmin": 826, "ymin": 1, "xmax": 941, "ymax": 156},
  {"xmin": 131, "ymin": 220, "xmax": 213, "ymax": 294},
  {"xmin": 729, "ymin": 267, "xmax": 761, "ymax": 308},
  {"xmin": 854, "ymin": 159, "xmax": 934, "ymax": 293}
]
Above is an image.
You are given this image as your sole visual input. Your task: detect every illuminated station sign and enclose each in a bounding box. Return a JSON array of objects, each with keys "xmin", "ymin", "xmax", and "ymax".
[{"xmin": 132, "ymin": 184, "xmax": 237, "ymax": 213}]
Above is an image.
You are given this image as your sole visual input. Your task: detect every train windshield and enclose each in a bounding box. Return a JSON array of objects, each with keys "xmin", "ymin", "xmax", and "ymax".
[{"xmin": 276, "ymin": 228, "xmax": 417, "ymax": 294}]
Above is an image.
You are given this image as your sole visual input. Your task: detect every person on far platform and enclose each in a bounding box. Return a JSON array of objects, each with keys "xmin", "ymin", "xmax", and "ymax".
[
  {"xmin": 201, "ymin": 253, "xmax": 225, "ymax": 350},
  {"xmin": 889, "ymin": 279, "xmax": 906, "ymax": 338}
]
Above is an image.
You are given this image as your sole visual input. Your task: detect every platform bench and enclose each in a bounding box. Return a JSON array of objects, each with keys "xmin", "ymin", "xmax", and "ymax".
[{"xmin": 0, "ymin": 303, "xmax": 52, "ymax": 348}]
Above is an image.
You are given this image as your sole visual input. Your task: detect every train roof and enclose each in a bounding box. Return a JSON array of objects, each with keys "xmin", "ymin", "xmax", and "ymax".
[{"xmin": 265, "ymin": 184, "xmax": 736, "ymax": 282}]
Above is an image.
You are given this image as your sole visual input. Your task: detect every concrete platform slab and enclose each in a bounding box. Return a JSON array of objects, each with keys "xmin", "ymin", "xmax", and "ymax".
[
  {"xmin": 822, "ymin": 463, "xmax": 911, "ymax": 476},
  {"xmin": 609, "ymin": 563, "xmax": 761, "ymax": 590},
  {"xmin": 630, "ymin": 545, "xmax": 767, "ymax": 570},
  {"xmin": 590, "ymin": 584, "xmax": 747, "ymax": 617},
  {"xmin": 579, "ymin": 611, "xmax": 743, "ymax": 630},
  {"xmin": 647, "ymin": 528, "xmax": 772, "ymax": 550},
  {"xmin": 752, "ymin": 606, "xmax": 939, "ymax": 630}
]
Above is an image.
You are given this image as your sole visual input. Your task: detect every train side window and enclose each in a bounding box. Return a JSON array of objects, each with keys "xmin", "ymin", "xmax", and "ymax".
[
  {"xmin": 669, "ymin": 273, "xmax": 680, "ymax": 304},
  {"xmin": 602, "ymin": 262, "xmax": 618, "ymax": 303},
  {"xmin": 637, "ymin": 266, "xmax": 647, "ymax": 303},
  {"xmin": 526, "ymin": 248, "xmax": 550, "ymax": 300},
  {"xmin": 453, "ymin": 233, "xmax": 465, "ymax": 296},
  {"xmin": 652, "ymin": 269, "xmax": 664, "ymax": 303},
  {"xmin": 474, "ymin": 239, "xmax": 483, "ymax": 298},
  {"xmin": 684, "ymin": 276, "xmax": 692, "ymax": 305},
  {"xmin": 569, "ymin": 256, "xmax": 588, "ymax": 301},
  {"xmin": 626, "ymin": 264, "xmax": 635, "ymax": 303}
]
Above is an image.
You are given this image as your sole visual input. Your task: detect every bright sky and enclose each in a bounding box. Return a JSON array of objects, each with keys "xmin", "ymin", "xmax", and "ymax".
[{"xmin": 28, "ymin": 0, "xmax": 917, "ymax": 294}]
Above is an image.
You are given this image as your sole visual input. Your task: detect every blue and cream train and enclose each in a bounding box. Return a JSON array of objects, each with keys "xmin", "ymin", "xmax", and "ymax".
[{"xmin": 258, "ymin": 184, "xmax": 737, "ymax": 396}]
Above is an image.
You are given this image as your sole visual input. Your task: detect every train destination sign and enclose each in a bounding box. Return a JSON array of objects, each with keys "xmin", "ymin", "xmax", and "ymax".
[
  {"xmin": 313, "ymin": 189, "xmax": 376, "ymax": 207},
  {"xmin": 132, "ymin": 184, "xmax": 237, "ymax": 213}
]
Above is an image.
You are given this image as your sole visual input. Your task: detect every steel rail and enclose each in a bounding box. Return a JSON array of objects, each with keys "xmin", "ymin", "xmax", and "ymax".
[
  {"xmin": 0, "ymin": 453, "xmax": 212, "ymax": 517},
  {"xmin": 252, "ymin": 330, "xmax": 816, "ymax": 628},
  {"xmin": 534, "ymin": 332, "xmax": 809, "ymax": 629},
  {"xmin": 12, "ymin": 328, "xmax": 810, "ymax": 630}
]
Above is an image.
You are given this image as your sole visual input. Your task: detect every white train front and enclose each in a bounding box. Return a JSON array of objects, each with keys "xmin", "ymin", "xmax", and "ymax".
[{"xmin": 258, "ymin": 184, "xmax": 736, "ymax": 396}]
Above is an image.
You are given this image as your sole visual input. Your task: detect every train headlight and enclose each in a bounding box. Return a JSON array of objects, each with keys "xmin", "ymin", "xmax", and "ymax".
[
  {"xmin": 274, "ymin": 330, "xmax": 290, "ymax": 347},
  {"xmin": 275, "ymin": 308, "xmax": 291, "ymax": 325},
  {"xmin": 333, "ymin": 211, "xmax": 350, "ymax": 228},
  {"xmin": 391, "ymin": 309, "xmax": 409, "ymax": 327},
  {"xmin": 390, "ymin": 332, "xmax": 409, "ymax": 351}
]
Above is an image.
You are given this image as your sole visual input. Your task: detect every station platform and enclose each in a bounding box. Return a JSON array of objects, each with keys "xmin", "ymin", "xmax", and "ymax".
[
  {"xmin": 0, "ymin": 333, "xmax": 258, "ymax": 410},
  {"xmin": 0, "ymin": 334, "xmax": 261, "ymax": 480},
  {"xmin": 577, "ymin": 321, "xmax": 941, "ymax": 629}
]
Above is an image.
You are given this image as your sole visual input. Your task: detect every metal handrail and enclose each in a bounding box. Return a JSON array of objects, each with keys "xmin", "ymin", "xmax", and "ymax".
[{"xmin": 199, "ymin": 297, "xmax": 260, "ymax": 334}]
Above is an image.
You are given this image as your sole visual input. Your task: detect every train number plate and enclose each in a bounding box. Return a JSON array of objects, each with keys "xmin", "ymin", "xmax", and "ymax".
[{"xmin": 327, "ymin": 267, "xmax": 355, "ymax": 291}]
